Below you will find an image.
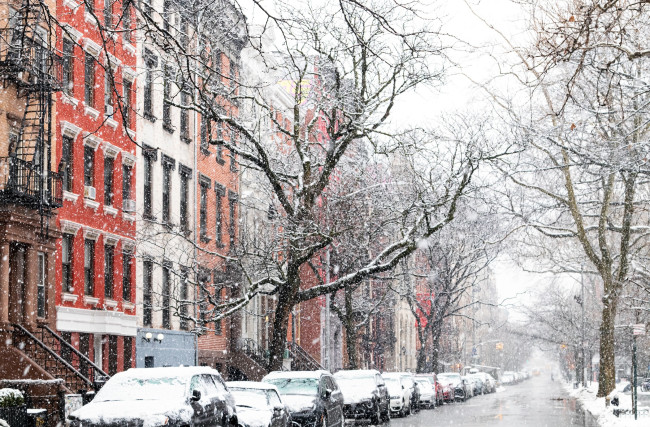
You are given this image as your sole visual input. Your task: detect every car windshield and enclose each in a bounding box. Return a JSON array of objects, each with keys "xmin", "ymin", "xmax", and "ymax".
[
  {"xmin": 415, "ymin": 380, "xmax": 433, "ymax": 391},
  {"xmin": 335, "ymin": 377, "xmax": 376, "ymax": 391},
  {"xmin": 438, "ymin": 375, "xmax": 460, "ymax": 386},
  {"xmin": 229, "ymin": 388, "xmax": 271, "ymax": 409},
  {"xmin": 265, "ymin": 378, "xmax": 318, "ymax": 396},
  {"xmin": 383, "ymin": 377, "xmax": 402, "ymax": 392},
  {"xmin": 94, "ymin": 376, "xmax": 188, "ymax": 402}
]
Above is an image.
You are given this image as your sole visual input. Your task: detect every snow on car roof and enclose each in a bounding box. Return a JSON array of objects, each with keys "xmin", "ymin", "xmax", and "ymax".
[
  {"xmin": 264, "ymin": 370, "xmax": 331, "ymax": 380},
  {"xmin": 119, "ymin": 366, "xmax": 221, "ymax": 379},
  {"xmin": 227, "ymin": 381, "xmax": 280, "ymax": 391},
  {"xmin": 333, "ymin": 369, "xmax": 379, "ymax": 378},
  {"xmin": 381, "ymin": 372, "xmax": 404, "ymax": 378}
]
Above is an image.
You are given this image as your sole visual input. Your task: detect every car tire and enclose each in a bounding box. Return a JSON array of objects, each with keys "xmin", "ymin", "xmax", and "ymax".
[
  {"xmin": 370, "ymin": 403, "xmax": 381, "ymax": 425},
  {"xmin": 381, "ymin": 405, "xmax": 390, "ymax": 423}
]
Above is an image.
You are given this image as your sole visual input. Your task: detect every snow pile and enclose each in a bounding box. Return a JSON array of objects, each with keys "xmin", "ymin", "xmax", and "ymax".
[{"xmin": 564, "ymin": 382, "xmax": 649, "ymax": 426}]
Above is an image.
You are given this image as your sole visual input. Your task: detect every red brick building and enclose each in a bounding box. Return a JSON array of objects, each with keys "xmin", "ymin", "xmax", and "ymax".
[{"xmin": 54, "ymin": 0, "xmax": 137, "ymax": 377}]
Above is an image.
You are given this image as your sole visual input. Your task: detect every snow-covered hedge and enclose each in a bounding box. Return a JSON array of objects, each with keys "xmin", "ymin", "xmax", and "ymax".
[{"xmin": 0, "ymin": 389, "xmax": 24, "ymax": 408}]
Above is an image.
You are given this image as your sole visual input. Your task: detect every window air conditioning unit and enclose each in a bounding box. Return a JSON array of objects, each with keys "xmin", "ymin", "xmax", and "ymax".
[
  {"xmin": 123, "ymin": 199, "xmax": 136, "ymax": 212},
  {"xmin": 84, "ymin": 185, "xmax": 96, "ymax": 200}
]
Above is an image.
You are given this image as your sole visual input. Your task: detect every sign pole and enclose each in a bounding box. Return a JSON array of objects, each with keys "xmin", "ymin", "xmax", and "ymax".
[{"xmin": 633, "ymin": 334, "xmax": 637, "ymax": 420}]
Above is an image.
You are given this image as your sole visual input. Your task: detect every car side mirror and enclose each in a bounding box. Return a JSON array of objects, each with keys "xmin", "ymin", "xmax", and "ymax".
[{"xmin": 191, "ymin": 389, "xmax": 201, "ymax": 401}]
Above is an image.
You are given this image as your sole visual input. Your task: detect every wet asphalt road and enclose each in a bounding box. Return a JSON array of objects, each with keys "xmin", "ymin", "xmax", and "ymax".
[{"xmin": 384, "ymin": 375, "xmax": 597, "ymax": 427}]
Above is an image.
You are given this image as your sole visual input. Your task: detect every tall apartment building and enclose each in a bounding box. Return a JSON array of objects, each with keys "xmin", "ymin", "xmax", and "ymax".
[
  {"xmin": 54, "ymin": 0, "xmax": 137, "ymax": 376},
  {"xmin": 133, "ymin": 0, "xmax": 198, "ymax": 368}
]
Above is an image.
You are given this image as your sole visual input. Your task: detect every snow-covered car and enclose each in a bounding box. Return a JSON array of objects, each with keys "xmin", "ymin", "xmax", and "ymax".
[
  {"xmin": 226, "ymin": 381, "xmax": 291, "ymax": 427},
  {"xmin": 67, "ymin": 366, "xmax": 238, "ymax": 427},
  {"xmin": 262, "ymin": 370, "xmax": 344, "ymax": 427},
  {"xmin": 413, "ymin": 378, "xmax": 435, "ymax": 409},
  {"xmin": 501, "ymin": 372, "xmax": 516, "ymax": 385},
  {"xmin": 438, "ymin": 373, "xmax": 468, "ymax": 402},
  {"xmin": 467, "ymin": 376, "xmax": 484, "ymax": 395},
  {"xmin": 333, "ymin": 369, "xmax": 390, "ymax": 423},
  {"xmin": 382, "ymin": 373, "xmax": 412, "ymax": 417},
  {"xmin": 414, "ymin": 373, "xmax": 444, "ymax": 406},
  {"xmin": 469, "ymin": 372, "xmax": 496, "ymax": 393}
]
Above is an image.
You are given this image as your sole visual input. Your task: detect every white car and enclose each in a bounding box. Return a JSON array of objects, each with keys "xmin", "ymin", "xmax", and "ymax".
[
  {"xmin": 227, "ymin": 381, "xmax": 292, "ymax": 427},
  {"xmin": 414, "ymin": 378, "xmax": 435, "ymax": 408},
  {"xmin": 382, "ymin": 373, "xmax": 411, "ymax": 417}
]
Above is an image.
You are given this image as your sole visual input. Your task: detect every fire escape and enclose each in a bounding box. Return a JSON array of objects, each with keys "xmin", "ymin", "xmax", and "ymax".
[
  {"xmin": 0, "ymin": 0, "xmax": 62, "ymax": 222},
  {"xmin": 0, "ymin": 0, "xmax": 106, "ymax": 395}
]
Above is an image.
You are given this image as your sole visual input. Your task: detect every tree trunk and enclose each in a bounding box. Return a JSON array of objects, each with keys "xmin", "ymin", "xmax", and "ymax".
[
  {"xmin": 597, "ymin": 286, "xmax": 618, "ymax": 397},
  {"xmin": 415, "ymin": 322, "xmax": 430, "ymax": 373},
  {"xmin": 344, "ymin": 289, "xmax": 359, "ymax": 369},
  {"xmin": 430, "ymin": 327, "xmax": 442, "ymax": 373},
  {"xmin": 268, "ymin": 286, "xmax": 295, "ymax": 371}
]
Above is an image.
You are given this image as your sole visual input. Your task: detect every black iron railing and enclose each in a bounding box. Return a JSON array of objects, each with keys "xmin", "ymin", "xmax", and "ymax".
[
  {"xmin": 288, "ymin": 342, "xmax": 325, "ymax": 371},
  {"xmin": 0, "ymin": 156, "xmax": 62, "ymax": 207},
  {"xmin": 0, "ymin": 28, "xmax": 63, "ymax": 89}
]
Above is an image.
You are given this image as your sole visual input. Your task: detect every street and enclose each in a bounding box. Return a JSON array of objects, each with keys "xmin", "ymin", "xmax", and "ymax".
[{"xmin": 388, "ymin": 375, "xmax": 598, "ymax": 426}]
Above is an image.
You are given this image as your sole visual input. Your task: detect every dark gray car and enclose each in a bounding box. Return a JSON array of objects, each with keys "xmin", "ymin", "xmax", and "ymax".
[{"xmin": 263, "ymin": 370, "xmax": 344, "ymax": 427}]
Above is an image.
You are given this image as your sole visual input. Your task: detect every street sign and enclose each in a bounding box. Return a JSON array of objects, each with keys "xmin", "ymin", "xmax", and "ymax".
[{"xmin": 633, "ymin": 324, "xmax": 646, "ymax": 336}]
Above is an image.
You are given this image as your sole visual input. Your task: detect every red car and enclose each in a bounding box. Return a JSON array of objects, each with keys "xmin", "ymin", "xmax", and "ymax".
[{"xmin": 414, "ymin": 373, "xmax": 445, "ymax": 406}]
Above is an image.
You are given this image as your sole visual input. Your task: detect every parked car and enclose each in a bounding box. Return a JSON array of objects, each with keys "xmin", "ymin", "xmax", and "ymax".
[
  {"xmin": 67, "ymin": 366, "xmax": 238, "ymax": 427},
  {"xmin": 399, "ymin": 373, "xmax": 420, "ymax": 412},
  {"xmin": 413, "ymin": 378, "xmax": 436, "ymax": 409},
  {"xmin": 470, "ymin": 372, "xmax": 496, "ymax": 393},
  {"xmin": 414, "ymin": 373, "xmax": 444, "ymax": 406},
  {"xmin": 466, "ymin": 376, "xmax": 481, "ymax": 396},
  {"xmin": 262, "ymin": 370, "xmax": 344, "ymax": 427},
  {"xmin": 227, "ymin": 381, "xmax": 291, "ymax": 427},
  {"xmin": 461, "ymin": 377, "xmax": 474, "ymax": 399},
  {"xmin": 438, "ymin": 372, "xmax": 468, "ymax": 402},
  {"xmin": 501, "ymin": 371, "xmax": 516, "ymax": 385},
  {"xmin": 333, "ymin": 369, "xmax": 390, "ymax": 423},
  {"xmin": 382, "ymin": 373, "xmax": 412, "ymax": 417}
]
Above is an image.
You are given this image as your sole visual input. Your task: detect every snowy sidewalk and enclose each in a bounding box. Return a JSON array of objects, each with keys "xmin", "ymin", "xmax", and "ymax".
[{"xmin": 563, "ymin": 381, "xmax": 650, "ymax": 426}]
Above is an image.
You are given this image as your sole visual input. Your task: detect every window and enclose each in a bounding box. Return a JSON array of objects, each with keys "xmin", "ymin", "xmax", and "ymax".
[
  {"xmin": 229, "ymin": 60, "xmax": 238, "ymax": 92},
  {"xmin": 198, "ymin": 269, "xmax": 209, "ymax": 327},
  {"xmin": 144, "ymin": 356, "xmax": 154, "ymax": 368},
  {"xmin": 179, "ymin": 169, "xmax": 189, "ymax": 231},
  {"xmin": 213, "ymin": 49, "xmax": 222, "ymax": 74},
  {"xmin": 180, "ymin": 268, "xmax": 189, "ymax": 330},
  {"xmin": 143, "ymin": 260, "xmax": 153, "ymax": 327},
  {"xmin": 104, "ymin": 157, "xmax": 114, "ymax": 205},
  {"xmin": 214, "ymin": 288, "xmax": 222, "ymax": 335},
  {"xmin": 122, "ymin": 251, "xmax": 132, "ymax": 301},
  {"xmin": 230, "ymin": 129, "xmax": 238, "ymax": 171},
  {"xmin": 216, "ymin": 121, "xmax": 225, "ymax": 164},
  {"xmin": 79, "ymin": 333, "xmax": 90, "ymax": 377},
  {"xmin": 87, "ymin": 0, "xmax": 95, "ymax": 13},
  {"xmin": 144, "ymin": 53, "xmax": 156, "ymax": 120},
  {"xmin": 162, "ymin": 263, "xmax": 171, "ymax": 329},
  {"xmin": 104, "ymin": 245, "xmax": 114, "ymax": 299},
  {"xmin": 143, "ymin": 155, "xmax": 153, "ymax": 219},
  {"xmin": 84, "ymin": 146, "xmax": 94, "ymax": 187},
  {"xmin": 122, "ymin": 164, "xmax": 132, "ymax": 201},
  {"xmin": 162, "ymin": 156, "xmax": 174, "ymax": 224},
  {"xmin": 122, "ymin": 2, "xmax": 132, "ymax": 42},
  {"xmin": 62, "ymin": 38, "xmax": 74, "ymax": 95},
  {"xmin": 163, "ymin": 64, "xmax": 173, "ymax": 129},
  {"xmin": 180, "ymin": 90, "xmax": 190, "ymax": 141},
  {"xmin": 62, "ymin": 234, "xmax": 73, "ymax": 293},
  {"xmin": 84, "ymin": 52, "xmax": 95, "ymax": 107},
  {"xmin": 84, "ymin": 239, "xmax": 95, "ymax": 295},
  {"xmin": 200, "ymin": 178, "xmax": 210, "ymax": 242},
  {"xmin": 163, "ymin": 0, "xmax": 172, "ymax": 31},
  {"xmin": 108, "ymin": 335, "xmax": 118, "ymax": 375},
  {"xmin": 104, "ymin": 0, "xmax": 113, "ymax": 29},
  {"xmin": 62, "ymin": 135, "xmax": 74, "ymax": 192},
  {"xmin": 228, "ymin": 191, "xmax": 238, "ymax": 246},
  {"xmin": 215, "ymin": 184, "xmax": 225, "ymax": 247},
  {"xmin": 123, "ymin": 79, "xmax": 132, "ymax": 128},
  {"xmin": 105, "ymin": 70, "xmax": 115, "ymax": 114},
  {"xmin": 123, "ymin": 336, "xmax": 133, "ymax": 371},
  {"xmin": 200, "ymin": 118, "xmax": 210, "ymax": 153},
  {"xmin": 37, "ymin": 252, "xmax": 46, "ymax": 318}
]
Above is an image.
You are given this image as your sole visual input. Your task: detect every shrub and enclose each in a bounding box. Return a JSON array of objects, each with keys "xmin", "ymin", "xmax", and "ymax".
[{"xmin": 0, "ymin": 389, "xmax": 24, "ymax": 408}]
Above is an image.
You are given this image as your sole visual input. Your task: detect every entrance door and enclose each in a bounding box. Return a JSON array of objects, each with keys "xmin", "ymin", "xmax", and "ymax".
[{"xmin": 9, "ymin": 243, "xmax": 26, "ymax": 324}]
